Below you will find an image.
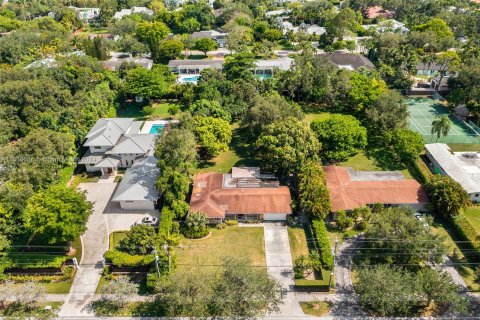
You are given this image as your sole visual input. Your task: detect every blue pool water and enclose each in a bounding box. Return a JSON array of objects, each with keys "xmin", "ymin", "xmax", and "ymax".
[
  {"xmin": 149, "ymin": 124, "xmax": 165, "ymax": 134},
  {"xmin": 255, "ymin": 74, "xmax": 272, "ymax": 80},
  {"xmin": 182, "ymin": 75, "xmax": 201, "ymax": 84}
]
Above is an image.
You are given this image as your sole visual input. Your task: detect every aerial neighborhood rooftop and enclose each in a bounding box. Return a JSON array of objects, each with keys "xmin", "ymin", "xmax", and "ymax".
[{"xmin": 1, "ymin": 0, "xmax": 480, "ymax": 318}]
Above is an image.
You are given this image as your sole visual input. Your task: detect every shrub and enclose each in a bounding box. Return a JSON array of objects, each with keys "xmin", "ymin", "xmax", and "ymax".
[
  {"xmin": 225, "ymin": 220, "xmax": 238, "ymax": 226},
  {"xmin": 118, "ymin": 225, "xmax": 158, "ymax": 255},
  {"xmin": 146, "ymin": 272, "xmax": 160, "ymax": 293},
  {"xmin": 336, "ymin": 210, "xmax": 354, "ymax": 230},
  {"xmin": 452, "ymin": 215, "xmax": 480, "ymax": 251},
  {"xmin": 7, "ymin": 254, "xmax": 67, "ymax": 269},
  {"xmin": 216, "ymin": 223, "xmax": 226, "ymax": 230},
  {"xmin": 103, "ymin": 250, "xmax": 155, "ymax": 267},
  {"xmin": 311, "ymin": 220, "xmax": 333, "ymax": 270},
  {"xmin": 183, "ymin": 212, "xmax": 209, "ymax": 239}
]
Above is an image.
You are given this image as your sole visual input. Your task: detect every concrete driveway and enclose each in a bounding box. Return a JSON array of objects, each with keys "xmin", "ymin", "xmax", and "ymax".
[
  {"xmin": 59, "ymin": 182, "xmax": 117, "ymax": 317},
  {"xmin": 103, "ymin": 201, "xmax": 159, "ymax": 233},
  {"xmin": 264, "ymin": 223, "xmax": 304, "ymax": 317}
]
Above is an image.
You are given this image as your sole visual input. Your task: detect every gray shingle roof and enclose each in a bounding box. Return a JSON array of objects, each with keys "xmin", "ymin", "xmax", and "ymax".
[
  {"xmin": 316, "ymin": 52, "xmax": 375, "ymax": 71},
  {"xmin": 167, "ymin": 59, "xmax": 224, "ymax": 69},
  {"xmin": 84, "ymin": 118, "xmax": 134, "ymax": 147},
  {"xmin": 106, "ymin": 134, "xmax": 155, "ymax": 155},
  {"xmin": 112, "ymin": 156, "xmax": 159, "ymax": 202}
]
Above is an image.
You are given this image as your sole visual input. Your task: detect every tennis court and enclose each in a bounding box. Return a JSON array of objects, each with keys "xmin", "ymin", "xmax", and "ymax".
[{"xmin": 407, "ymin": 97, "xmax": 480, "ymax": 144}]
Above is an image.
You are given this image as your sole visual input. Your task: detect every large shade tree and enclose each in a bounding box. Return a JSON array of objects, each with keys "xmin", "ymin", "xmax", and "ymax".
[
  {"xmin": 255, "ymin": 117, "xmax": 321, "ymax": 175},
  {"xmin": 23, "ymin": 185, "xmax": 92, "ymax": 244},
  {"xmin": 310, "ymin": 114, "xmax": 367, "ymax": 163},
  {"xmin": 425, "ymin": 175, "xmax": 472, "ymax": 219},
  {"xmin": 297, "ymin": 161, "xmax": 331, "ymax": 219}
]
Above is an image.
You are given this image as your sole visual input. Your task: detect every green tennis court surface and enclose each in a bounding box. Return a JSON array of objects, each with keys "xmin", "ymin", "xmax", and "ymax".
[{"xmin": 407, "ymin": 97, "xmax": 480, "ymax": 144}]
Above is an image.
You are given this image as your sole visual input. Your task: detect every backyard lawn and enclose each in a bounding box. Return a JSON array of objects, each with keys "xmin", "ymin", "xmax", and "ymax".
[
  {"xmin": 116, "ymin": 101, "xmax": 180, "ymax": 119},
  {"xmin": 341, "ymin": 151, "xmax": 412, "ymax": 178},
  {"xmin": 448, "ymin": 144, "xmax": 480, "ymax": 152},
  {"xmin": 175, "ymin": 226, "xmax": 266, "ymax": 271},
  {"xmin": 463, "ymin": 207, "xmax": 480, "ymax": 232}
]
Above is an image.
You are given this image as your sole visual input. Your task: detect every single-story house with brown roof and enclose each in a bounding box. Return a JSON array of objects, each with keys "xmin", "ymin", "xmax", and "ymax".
[
  {"xmin": 324, "ymin": 166, "xmax": 429, "ymax": 212},
  {"xmin": 189, "ymin": 168, "xmax": 292, "ymax": 223}
]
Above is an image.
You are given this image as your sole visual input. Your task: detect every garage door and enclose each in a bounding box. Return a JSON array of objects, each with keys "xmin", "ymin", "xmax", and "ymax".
[
  {"xmin": 120, "ymin": 200, "xmax": 155, "ymax": 211},
  {"xmin": 264, "ymin": 213, "xmax": 287, "ymax": 221}
]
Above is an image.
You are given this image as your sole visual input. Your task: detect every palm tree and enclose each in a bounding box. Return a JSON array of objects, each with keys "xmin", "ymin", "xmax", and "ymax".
[{"xmin": 431, "ymin": 115, "xmax": 452, "ymax": 142}]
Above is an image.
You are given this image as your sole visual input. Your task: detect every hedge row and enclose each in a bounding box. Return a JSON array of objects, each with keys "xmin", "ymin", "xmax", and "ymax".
[
  {"xmin": 311, "ymin": 219, "xmax": 333, "ymax": 270},
  {"xmin": 294, "ymin": 279, "xmax": 331, "ymax": 292},
  {"xmin": 409, "ymin": 156, "xmax": 434, "ymax": 183},
  {"xmin": 452, "ymin": 215, "xmax": 480, "ymax": 258},
  {"xmin": 104, "ymin": 250, "xmax": 155, "ymax": 267},
  {"xmin": 7, "ymin": 253, "xmax": 67, "ymax": 269}
]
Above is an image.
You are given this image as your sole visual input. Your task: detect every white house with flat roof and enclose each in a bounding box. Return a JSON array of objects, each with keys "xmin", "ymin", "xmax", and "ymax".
[
  {"xmin": 69, "ymin": 6, "xmax": 100, "ymax": 22},
  {"xmin": 113, "ymin": 7, "xmax": 153, "ymax": 20},
  {"xmin": 253, "ymin": 57, "xmax": 293, "ymax": 79},
  {"xmin": 425, "ymin": 143, "xmax": 480, "ymax": 203},
  {"xmin": 191, "ymin": 30, "xmax": 228, "ymax": 47}
]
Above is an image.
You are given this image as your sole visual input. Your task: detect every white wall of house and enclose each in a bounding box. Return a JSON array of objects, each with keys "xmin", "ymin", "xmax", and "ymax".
[
  {"xmin": 119, "ymin": 200, "xmax": 155, "ymax": 210},
  {"xmin": 85, "ymin": 163, "xmax": 101, "ymax": 173},
  {"xmin": 470, "ymin": 192, "xmax": 480, "ymax": 203},
  {"xmin": 264, "ymin": 213, "xmax": 287, "ymax": 221},
  {"xmin": 117, "ymin": 153, "xmax": 142, "ymax": 168}
]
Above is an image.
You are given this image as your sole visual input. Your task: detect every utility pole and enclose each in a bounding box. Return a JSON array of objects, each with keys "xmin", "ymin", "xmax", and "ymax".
[
  {"xmin": 152, "ymin": 247, "xmax": 161, "ymax": 277},
  {"xmin": 329, "ymin": 237, "xmax": 339, "ymax": 289},
  {"xmin": 163, "ymin": 244, "xmax": 171, "ymax": 273}
]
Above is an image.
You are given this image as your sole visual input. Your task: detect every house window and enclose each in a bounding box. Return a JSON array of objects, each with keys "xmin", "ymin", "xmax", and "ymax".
[
  {"xmin": 94, "ymin": 146, "xmax": 102, "ymax": 149},
  {"xmin": 125, "ymin": 201, "xmax": 134, "ymax": 203},
  {"xmin": 475, "ymin": 194, "xmax": 479, "ymax": 198}
]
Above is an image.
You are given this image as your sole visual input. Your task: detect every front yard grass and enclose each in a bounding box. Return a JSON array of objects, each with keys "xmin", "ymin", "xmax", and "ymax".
[
  {"xmin": 92, "ymin": 301, "xmax": 161, "ymax": 317},
  {"xmin": 288, "ymin": 226, "xmax": 310, "ymax": 263},
  {"xmin": 300, "ymin": 301, "xmax": 331, "ymax": 317},
  {"xmin": 430, "ymin": 218, "xmax": 480, "ymax": 291},
  {"xmin": 463, "ymin": 207, "xmax": 480, "ymax": 233},
  {"xmin": 175, "ymin": 226, "xmax": 266, "ymax": 271},
  {"xmin": 109, "ymin": 231, "xmax": 128, "ymax": 250},
  {"xmin": 0, "ymin": 301, "xmax": 62, "ymax": 317}
]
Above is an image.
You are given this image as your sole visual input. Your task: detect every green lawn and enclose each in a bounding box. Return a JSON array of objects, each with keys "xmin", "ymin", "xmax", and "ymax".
[
  {"xmin": 288, "ymin": 226, "xmax": 310, "ymax": 263},
  {"xmin": 43, "ymin": 280, "xmax": 74, "ymax": 294},
  {"xmin": 430, "ymin": 218, "xmax": 480, "ymax": 291},
  {"xmin": 447, "ymin": 144, "xmax": 480, "ymax": 152},
  {"xmin": 116, "ymin": 101, "xmax": 180, "ymax": 120},
  {"xmin": 341, "ymin": 151, "xmax": 412, "ymax": 178},
  {"xmin": 0, "ymin": 301, "xmax": 62, "ymax": 317},
  {"xmin": 109, "ymin": 231, "xmax": 128, "ymax": 250},
  {"xmin": 68, "ymin": 236, "xmax": 83, "ymax": 264},
  {"xmin": 92, "ymin": 301, "xmax": 161, "ymax": 317},
  {"xmin": 176, "ymin": 226, "xmax": 266, "ymax": 271},
  {"xmin": 197, "ymin": 127, "xmax": 260, "ymax": 173},
  {"xmin": 300, "ymin": 301, "xmax": 330, "ymax": 317},
  {"xmin": 304, "ymin": 112, "xmax": 333, "ymax": 124},
  {"xmin": 463, "ymin": 207, "xmax": 480, "ymax": 232}
]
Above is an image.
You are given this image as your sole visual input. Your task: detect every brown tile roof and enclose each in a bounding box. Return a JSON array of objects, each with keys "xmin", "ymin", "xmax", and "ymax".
[
  {"xmin": 324, "ymin": 166, "xmax": 429, "ymax": 212},
  {"xmin": 364, "ymin": 6, "xmax": 394, "ymax": 19},
  {"xmin": 189, "ymin": 173, "xmax": 292, "ymax": 218}
]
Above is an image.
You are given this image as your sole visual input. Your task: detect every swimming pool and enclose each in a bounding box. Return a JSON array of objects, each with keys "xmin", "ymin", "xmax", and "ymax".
[
  {"xmin": 255, "ymin": 74, "xmax": 272, "ymax": 80},
  {"xmin": 180, "ymin": 75, "xmax": 201, "ymax": 84},
  {"xmin": 149, "ymin": 124, "xmax": 165, "ymax": 134}
]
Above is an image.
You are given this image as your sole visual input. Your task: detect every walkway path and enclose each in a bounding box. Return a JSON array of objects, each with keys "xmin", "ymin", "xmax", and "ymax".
[
  {"xmin": 263, "ymin": 223, "xmax": 304, "ymax": 317},
  {"xmin": 58, "ymin": 183, "xmax": 117, "ymax": 317},
  {"xmin": 440, "ymin": 256, "xmax": 468, "ymax": 290}
]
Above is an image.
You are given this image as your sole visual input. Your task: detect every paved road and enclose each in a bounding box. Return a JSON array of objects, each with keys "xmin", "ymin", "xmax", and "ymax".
[
  {"xmin": 59, "ymin": 183, "xmax": 117, "ymax": 317},
  {"xmin": 264, "ymin": 223, "xmax": 305, "ymax": 317}
]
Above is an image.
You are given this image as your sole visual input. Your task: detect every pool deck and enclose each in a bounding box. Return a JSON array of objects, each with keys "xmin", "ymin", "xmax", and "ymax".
[{"xmin": 140, "ymin": 120, "xmax": 170, "ymax": 134}]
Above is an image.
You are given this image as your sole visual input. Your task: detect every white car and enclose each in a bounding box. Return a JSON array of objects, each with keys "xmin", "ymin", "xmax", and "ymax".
[
  {"xmin": 414, "ymin": 213, "xmax": 429, "ymax": 229},
  {"xmin": 135, "ymin": 216, "xmax": 158, "ymax": 226}
]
